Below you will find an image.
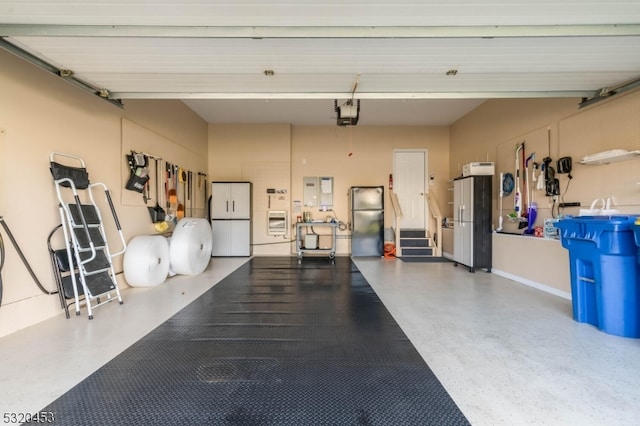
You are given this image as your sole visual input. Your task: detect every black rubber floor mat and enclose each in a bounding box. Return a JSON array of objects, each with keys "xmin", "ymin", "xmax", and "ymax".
[{"xmin": 35, "ymin": 257, "xmax": 469, "ymax": 425}]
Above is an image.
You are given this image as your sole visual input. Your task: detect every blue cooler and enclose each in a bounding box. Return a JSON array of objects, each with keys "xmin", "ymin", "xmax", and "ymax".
[{"xmin": 557, "ymin": 215, "xmax": 640, "ymax": 338}]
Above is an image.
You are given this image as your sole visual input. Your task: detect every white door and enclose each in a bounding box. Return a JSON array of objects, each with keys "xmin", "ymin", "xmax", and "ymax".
[{"xmin": 393, "ymin": 150, "xmax": 427, "ymax": 229}]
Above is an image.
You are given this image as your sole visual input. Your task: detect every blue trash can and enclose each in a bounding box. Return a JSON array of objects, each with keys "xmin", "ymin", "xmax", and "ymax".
[
  {"xmin": 557, "ymin": 215, "xmax": 640, "ymax": 338},
  {"xmin": 633, "ymin": 219, "xmax": 640, "ymax": 252}
]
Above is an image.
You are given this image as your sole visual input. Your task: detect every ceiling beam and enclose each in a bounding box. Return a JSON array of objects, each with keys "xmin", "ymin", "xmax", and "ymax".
[
  {"xmin": 2, "ymin": 24, "xmax": 640, "ymax": 38},
  {"xmin": 579, "ymin": 76, "xmax": 640, "ymax": 108},
  {"xmin": 0, "ymin": 38, "xmax": 123, "ymax": 108},
  {"xmin": 111, "ymin": 91, "xmax": 591, "ymax": 100}
]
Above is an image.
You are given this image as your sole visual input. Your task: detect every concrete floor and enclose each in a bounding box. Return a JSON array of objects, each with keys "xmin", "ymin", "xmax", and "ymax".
[{"xmin": 1, "ymin": 256, "xmax": 639, "ymax": 425}]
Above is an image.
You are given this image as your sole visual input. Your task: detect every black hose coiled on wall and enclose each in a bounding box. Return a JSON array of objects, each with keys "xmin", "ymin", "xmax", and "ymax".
[
  {"xmin": 0, "ymin": 217, "xmax": 57, "ymax": 308},
  {"xmin": 0, "ymin": 225, "xmax": 4, "ymax": 307}
]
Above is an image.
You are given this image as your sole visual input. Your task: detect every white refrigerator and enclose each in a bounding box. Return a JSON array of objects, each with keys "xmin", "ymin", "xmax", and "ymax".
[{"xmin": 210, "ymin": 181, "xmax": 252, "ymax": 256}]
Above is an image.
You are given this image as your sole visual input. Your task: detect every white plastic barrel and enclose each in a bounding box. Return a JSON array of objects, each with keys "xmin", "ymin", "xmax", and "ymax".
[
  {"xmin": 169, "ymin": 218, "xmax": 213, "ymax": 275},
  {"xmin": 123, "ymin": 235, "xmax": 170, "ymax": 287}
]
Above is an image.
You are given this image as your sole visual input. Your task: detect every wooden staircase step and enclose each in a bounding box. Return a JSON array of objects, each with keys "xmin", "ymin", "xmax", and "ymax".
[
  {"xmin": 399, "ymin": 229, "xmax": 427, "ymax": 238},
  {"xmin": 398, "ymin": 228, "xmax": 435, "ymax": 257},
  {"xmin": 401, "ymin": 247, "xmax": 434, "ymax": 256},
  {"xmin": 400, "ymin": 238, "xmax": 431, "ymax": 248}
]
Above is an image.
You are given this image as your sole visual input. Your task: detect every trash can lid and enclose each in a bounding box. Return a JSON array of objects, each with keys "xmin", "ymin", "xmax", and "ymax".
[{"xmin": 557, "ymin": 215, "xmax": 639, "ymax": 232}]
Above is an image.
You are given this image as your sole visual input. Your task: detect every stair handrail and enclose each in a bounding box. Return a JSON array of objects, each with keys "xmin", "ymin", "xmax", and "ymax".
[
  {"xmin": 426, "ymin": 191, "xmax": 442, "ymax": 257},
  {"xmin": 389, "ymin": 189, "xmax": 403, "ymax": 251}
]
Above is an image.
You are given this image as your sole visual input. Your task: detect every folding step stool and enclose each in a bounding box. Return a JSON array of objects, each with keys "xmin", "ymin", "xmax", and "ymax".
[
  {"xmin": 48, "ymin": 224, "xmax": 83, "ymax": 319},
  {"xmin": 49, "ymin": 152, "xmax": 127, "ymax": 319}
]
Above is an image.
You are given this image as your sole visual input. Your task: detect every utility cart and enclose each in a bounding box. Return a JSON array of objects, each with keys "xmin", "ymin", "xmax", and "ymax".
[{"xmin": 296, "ymin": 222, "xmax": 337, "ymax": 259}]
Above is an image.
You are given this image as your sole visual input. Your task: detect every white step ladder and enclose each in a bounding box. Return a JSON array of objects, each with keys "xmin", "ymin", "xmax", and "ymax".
[{"xmin": 50, "ymin": 153, "xmax": 126, "ymax": 319}]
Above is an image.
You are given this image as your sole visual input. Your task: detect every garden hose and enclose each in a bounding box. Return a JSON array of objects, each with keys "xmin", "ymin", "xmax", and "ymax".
[
  {"xmin": 0, "ymin": 225, "xmax": 4, "ymax": 307},
  {"xmin": 0, "ymin": 217, "xmax": 57, "ymax": 307}
]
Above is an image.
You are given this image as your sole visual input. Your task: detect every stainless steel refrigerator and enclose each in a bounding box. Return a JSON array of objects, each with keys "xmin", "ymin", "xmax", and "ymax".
[{"xmin": 350, "ymin": 186, "xmax": 384, "ymax": 256}]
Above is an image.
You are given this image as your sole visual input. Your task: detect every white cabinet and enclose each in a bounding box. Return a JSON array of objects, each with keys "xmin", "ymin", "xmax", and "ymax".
[
  {"xmin": 210, "ymin": 182, "xmax": 252, "ymax": 256},
  {"xmin": 211, "ymin": 220, "xmax": 251, "ymax": 256},
  {"xmin": 453, "ymin": 219, "xmax": 473, "ymax": 267},
  {"xmin": 452, "ymin": 176, "xmax": 492, "ymax": 272},
  {"xmin": 211, "ymin": 182, "xmax": 251, "ymax": 219},
  {"xmin": 453, "ymin": 178, "xmax": 474, "ymax": 267}
]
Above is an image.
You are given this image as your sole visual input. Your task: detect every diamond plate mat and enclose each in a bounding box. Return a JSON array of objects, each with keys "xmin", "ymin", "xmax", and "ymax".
[{"xmin": 34, "ymin": 257, "xmax": 470, "ymax": 425}]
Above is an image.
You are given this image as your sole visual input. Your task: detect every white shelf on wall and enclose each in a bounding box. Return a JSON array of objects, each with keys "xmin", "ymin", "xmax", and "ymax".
[{"xmin": 579, "ymin": 149, "xmax": 640, "ymax": 165}]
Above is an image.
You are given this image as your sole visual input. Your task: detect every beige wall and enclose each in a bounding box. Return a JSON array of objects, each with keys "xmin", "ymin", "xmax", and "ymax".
[
  {"xmin": 208, "ymin": 124, "xmax": 292, "ymax": 255},
  {"xmin": 450, "ymin": 92, "xmax": 640, "ymax": 294},
  {"xmin": 208, "ymin": 124, "xmax": 291, "ymax": 180},
  {"xmin": 3, "ymin": 43, "xmax": 639, "ymax": 337},
  {"xmin": 292, "ymin": 126, "xmax": 450, "ymax": 253},
  {"xmin": 208, "ymin": 124, "xmax": 450, "ymax": 255},
  {"xmin": 0, "ymin": 49, "xmax": 208, "ymax": 337},
  {"xmin": 451, "ymin": 94, "xmax": 640, "ymax": 219}
]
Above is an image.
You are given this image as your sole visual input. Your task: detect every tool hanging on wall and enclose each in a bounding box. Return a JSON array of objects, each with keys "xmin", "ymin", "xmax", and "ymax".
[
  {"xmin": 189, "ymin": 172, "xmax": 196, "ymax": 217},
  {"xmin": 148, "ymin": 158, "xmax": 167, "ymax": 227},
  {"xmin": 542, "ymin": 157, "xmax": 560, "ymax": 196},
  {"xmin": 525, "ymin": 152, "xmax": 534, "ymax": 211},
  {"xmin": 125, "ymin": 151, "xmax": 150, "ymax": 196},
  {"xmin": 502, "ymin": 172, "xmax": 514, "ymax": 197},
  {"xmin": 497, "ymin": 172, "xmax": 504, "ymax": 232},
  {"xmin": 520, "ymin": 141, "xmax": 528, "ymax": 217},
  {"xmin": 198, "ymin": 172, "xmax": 208, "ymax": 218},
  {"xmin": 167, "ymin": 163, "xmax": 177, "ymax": 206},
  {"xmin": 524, "ymin": 153, "xmax": 538, "ymax": 234},
  {"xmin": 514, "ymin": 142, "xmax": 524, "ymax": 217},
  {"xmin": 177, "ymin": 167, "xmax": 186, "ymax": 219},
  {"xmin": 533, "ymin": 161, "xmax": 545, "ymax": 191},
  {"xmin": 187, "ymin": 171, "xmax": 193, "ymax": 217},
  {"xmin": 165, "ymin": 162, "xmax": 170, "ymax": 211},
  {"xmin": 543, "ymin": 126, "xmax": 559, "ymax": 197}
]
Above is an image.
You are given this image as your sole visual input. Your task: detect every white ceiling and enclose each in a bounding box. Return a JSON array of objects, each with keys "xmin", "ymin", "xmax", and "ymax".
[
  {"xmin": 182, "ymin": 99, "xmax": 487, "ymax": 126},
  {"xmin": 1, "ymin": 1, "xmax": 640, "ymax": 125}
]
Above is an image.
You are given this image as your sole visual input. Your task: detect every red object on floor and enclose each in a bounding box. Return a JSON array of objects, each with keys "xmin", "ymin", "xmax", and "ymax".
[{"xmin": 384, "ymin": 243, "xmax": 396, "ymax": 258}]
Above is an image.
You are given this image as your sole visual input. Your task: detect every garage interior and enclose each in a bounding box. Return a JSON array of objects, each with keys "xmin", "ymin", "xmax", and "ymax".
[{"xmin": 1, "ymin": 2, "xmax": 640, "ymax": 425}]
